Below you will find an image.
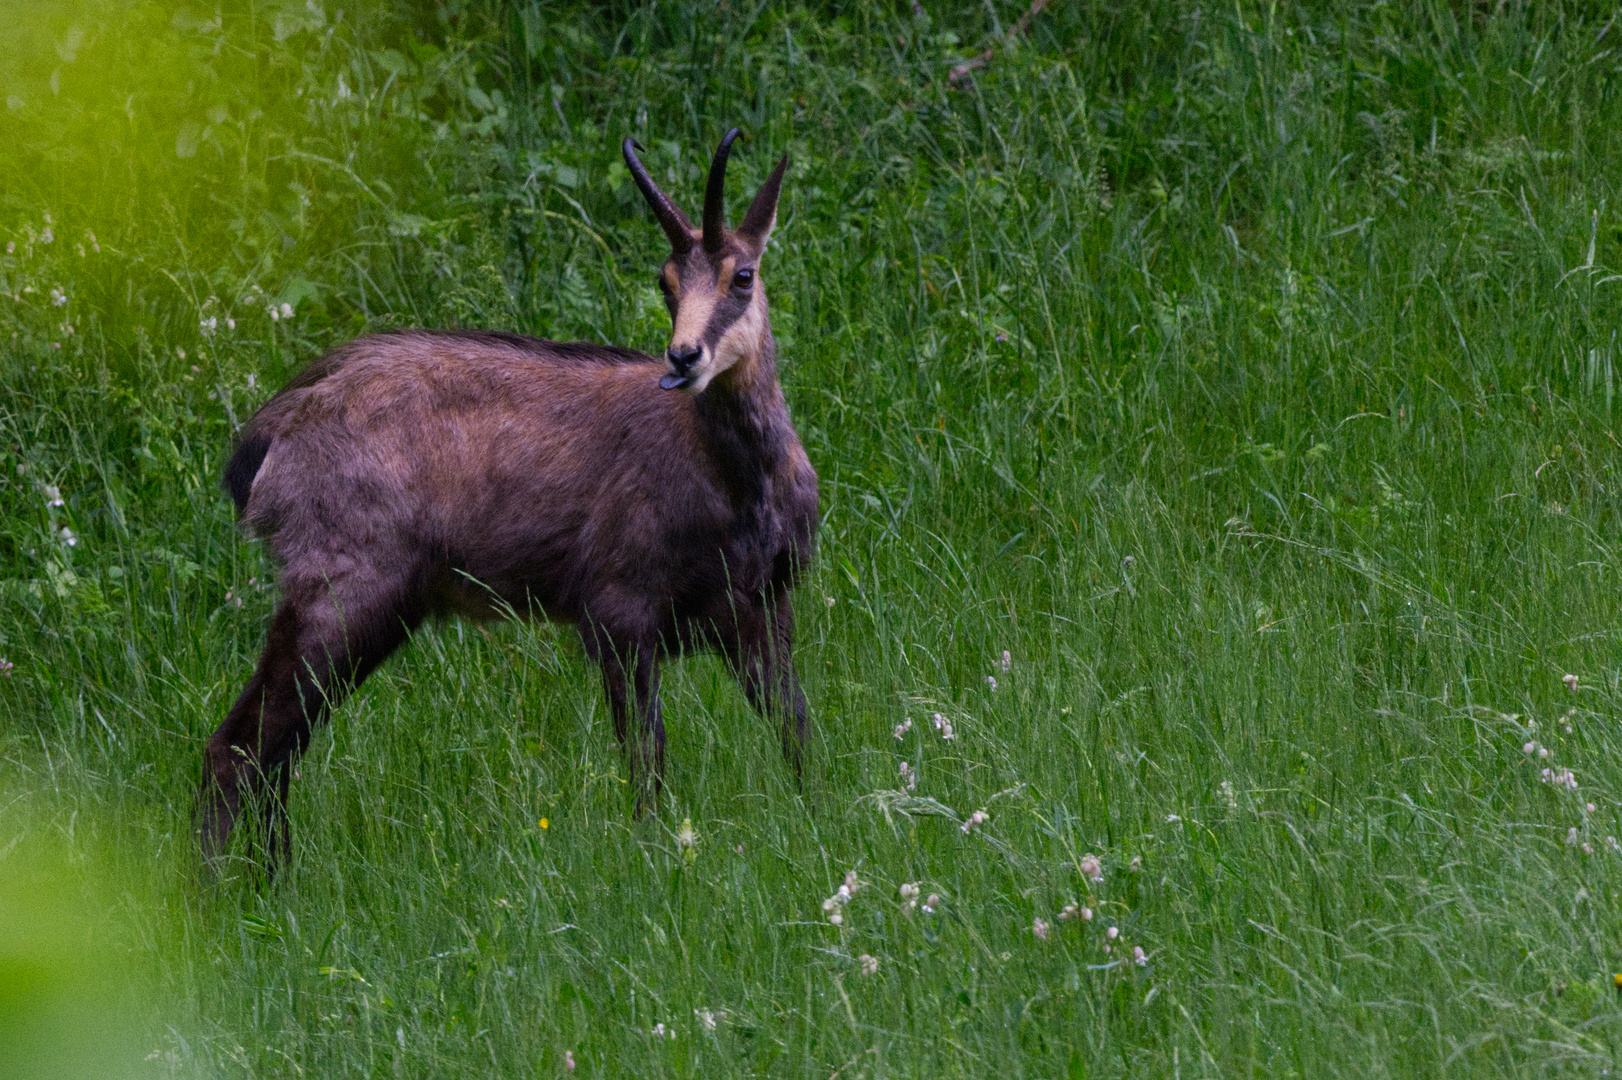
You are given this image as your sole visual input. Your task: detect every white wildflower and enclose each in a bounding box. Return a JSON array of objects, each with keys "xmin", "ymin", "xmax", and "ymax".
[
  {"xmin": 1541, "ymin": 767, "xmax": 1578, "ymax": 790},
  {"xmin": 279, "ymin": 302, "xmax": 293, "ymax": 319},
  {"xmin": 226, "ymin": 317, "xmax": 236, "ymax": 330},
  {"xmin": 200, "ymin": 316, "xmax": 217, "ymax": 335},
  {"xmin": 1079, "ymin": 854, "xmax": 1103, "ymax": 884},
  {"xmin": 857, "ymin": 953, "xmax": 878, "ymax": 976},
  {"xmin": 961, "ymin": 809, "xmax": 988, "ymax": 834},
  {"xmin": 986, "ymin": 675, "xmax": 998, "ymax": 691},
  {"xmin": 675, "ymin": 817, "xmax": 698, "ymax": 864},
  {"xmin": 650, "ymin": 1022, "xmax": 669, "ymax": 1039},
  {"xmin": 59, "ymin": 526, "xmax": 77, "ymax": 547},
  {"xmin": 693, "ymin": 1009, "xmax": 726, "ymax": 1031},
  {"xmin": 922, "ymin": 893, "xmax": 941, "ymax": 914},
  {"xmin": 900, "ymin": 882, "xmax": 920, "ymax": 900},
  {"xmin": 40, "ymin": 227, "xmax": 53, "ymax": 243},
  {"xmin": 4, "ymin": 241, "xmax": 12, "ymax": 254},
  {"xmin": 1583, "ymin": 843, "xmax": 1595, "ymax": 855},
  {"xmin": 1567, "ymin": 827, "xmax": 1581, "ymax": 846},
  {"xmin": 1132, "ymin": 946, "xmax": 1148, "ymax": 966},
  {"xmin": 1165, "ymin": 813, "xmax": 1181, "ymax": 824},
  {"xmin": 1586, "ymin": 803, "xmax": 1597, "ymax": 814},
  {"xmin": 1523, "ymin": 741, "xmax": 1539, "ymax": 755},
  {"xmin": 893, "ymin": 717, "xmax": 912, "ymax": 739},
  {"xmin": 0, "ymin": 658, "xmax": 13, "ymax": 676},
  {"xmin": 1106, "ymin": 925, "xmax": 1119, "ymax": 940},
  {"xmin": 1032, "ymin": 916, "xmax": 1049, "ymax": 940},
  {"xmin": 1564, "ymin": 673, "xmax": 1580, "ymax": 691},
  {"xmin": 43, "ymin": 485, "xmax": 63, "ymax": 508},
  {"xmin": 1127, "ymin": 856, "xmax": 1142, "ymax": 873},
  {"xmin": 999, "ymin": 650, "xmax": 1011, "ymax": 672},
  {"xmin": 844, "ymin": 869, "xmax": 863, "ymax": 895},
  {"xmin": 1608, "ymin": 836, "xmax": 1620, "ymax": 852},
  {"xmin": 564, "ymin": 1050, "xmax": 575, "ymax": 1071},
  {"xmin": 1220, "ymin": 780, "xmax": 1238, "ymax": 809},
  {"xmin": 898, "ymin": 760, "xmax": 916, "ymax": 791}
]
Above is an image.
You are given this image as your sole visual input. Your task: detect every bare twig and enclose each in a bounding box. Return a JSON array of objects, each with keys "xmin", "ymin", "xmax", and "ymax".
[{"xmin": 948, "ymin": 0, "xmax": 1052, "ymax": 85}]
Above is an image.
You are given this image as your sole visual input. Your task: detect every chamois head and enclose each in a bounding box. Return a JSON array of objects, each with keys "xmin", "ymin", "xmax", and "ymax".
[{"xmin": 623, "ymin": 129, "xmax": 788, "ymax": 395}]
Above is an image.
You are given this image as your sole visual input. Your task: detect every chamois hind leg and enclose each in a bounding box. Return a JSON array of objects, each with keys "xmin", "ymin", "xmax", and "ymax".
[
  {"xmin": 197, "ymin": 568, "xmax": 419, "ymax": 876},
  {"xmin": 582, "ymin": 625, "xmax": 665, "ymax": 816},
  {"xmin": 725, "ymin": 595, "xmax": 809, "ymax": 782}
]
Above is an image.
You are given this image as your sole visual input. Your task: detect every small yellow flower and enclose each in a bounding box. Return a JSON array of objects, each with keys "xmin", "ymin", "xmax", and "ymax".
[{"xmin": 539, "ymin": 817, "xmax": 550, "ymax": 830}]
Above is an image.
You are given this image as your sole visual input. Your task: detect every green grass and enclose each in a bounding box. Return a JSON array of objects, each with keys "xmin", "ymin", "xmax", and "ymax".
[{"xmin": 4, "ymin": 0, "xmax": 1622, "ymax": 1075}]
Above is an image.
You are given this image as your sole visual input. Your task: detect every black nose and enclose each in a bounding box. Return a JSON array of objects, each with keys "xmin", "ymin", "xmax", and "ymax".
[{"xmin": 667, "ymin": 346, "xmax": 702, "ymax": 373}]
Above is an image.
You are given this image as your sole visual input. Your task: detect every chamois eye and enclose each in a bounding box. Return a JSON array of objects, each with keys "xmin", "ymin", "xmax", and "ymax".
[{"xmin": 731, "ymin": 268, "xmax": 754, "ymax": 290}]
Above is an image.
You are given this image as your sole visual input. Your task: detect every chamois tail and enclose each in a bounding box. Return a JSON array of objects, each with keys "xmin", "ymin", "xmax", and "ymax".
[
  {"xmin": 223, "ymin": 423, "xmax": 274, "ymax": 517},
  {"xmin": 222, "ymin": 345, "xmax": 364, "ymax": 517}
]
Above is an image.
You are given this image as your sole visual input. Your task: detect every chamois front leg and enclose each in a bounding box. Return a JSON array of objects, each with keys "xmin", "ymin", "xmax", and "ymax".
[
  {"xmin": 726, "ymin": 595, "xmax": 810, "ymax": 782},
  {"xmin": 585, "ymin": 627, "xmax": 666, "ymax": 816}
]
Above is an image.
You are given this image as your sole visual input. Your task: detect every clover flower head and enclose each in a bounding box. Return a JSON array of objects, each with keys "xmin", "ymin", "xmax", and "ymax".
[
  {"xmin": 858, "ymin": 953, "xmax": 879, "ymax": 976},
  {"xmin": 1032, "ymin": 916, "xmax": 1050, "ymax": 940},
  {"xmin": 1079, "ymin": 854, "xmax": 1103, "ymax": 883},
  {"xmin": 961, "ymin": 809, "xmax": 989, "ymax": 834},
  {"xmin": 922, "ymin": 893, "xmax": 941, "ymax": 914},
  {"xmin": 1106, "ymin": 925, "xmax": 1119, "ymax": 941},
  {"xmin": 1564, "ymin": 673, "xmax": 1580, "ymax": 691},
  {"xmin": 564, "ymin": 1050, "xmax": 576, "ymax": 1071},
  {"xmin": 675, "ymin": 817, "xmax": 699, "ymax": 863},
  {"xmin": 894, "ymin": 718, "xmax": 912, "ymax": 739},
  {"xmin": 899, "ymin": 882, "xmax": 920, "ymax": 900},
  {"xmin": 49, "ymin": 287, "xmax": 66, "ymax": 307},
  {"xmin": 898, "ymin": 760, "xmax": 916, "ymax": 791},
  {"xmin": 1541, "ymin": 767, "xmax": 1578, "ymax": 790},
  {"xmin": 0, "ymin": 658, "xmax": 13, "ymax": 676},
  {"xmin": 1523, "ymin": 741, "xmax": 1540, "ymax": 755},
  {"xmin": 1133, "ymin": 946, "xmax": 1148, "ymax": 966},
  {"xmin": 1587, "ymin": 803, "xmax": 1597, "ymax": 814},
  {"xmin": 986, "ymin": 675, "xmax": 998, "ymax": 691},
  {"xmin": 999, "ymin": 650, "xmax": 1011, "ymax": 672}
]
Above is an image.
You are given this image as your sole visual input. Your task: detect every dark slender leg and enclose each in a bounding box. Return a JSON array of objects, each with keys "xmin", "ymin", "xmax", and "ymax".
[
  {"xmin": 583, "ymin": 625, "xmax": 665, "ymax": 816},
  {"xmin": 198, "ymin": 576, "xmax": 415, "ymax": 876},
  {"xmin": 725, "ymin": 596, "xmax": 810, "ymax": 781}
]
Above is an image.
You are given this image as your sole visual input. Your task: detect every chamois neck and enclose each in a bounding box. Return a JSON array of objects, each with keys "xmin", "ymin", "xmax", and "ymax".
[{"xmin": 692, "ymin": 322, "xmax": 786, "ymax": 499}]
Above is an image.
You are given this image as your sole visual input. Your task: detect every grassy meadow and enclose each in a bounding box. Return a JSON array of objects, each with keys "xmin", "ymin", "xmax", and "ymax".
[{"xmin": 4, "ymin": 0, "xmax": 1622, "ymax": 1075}]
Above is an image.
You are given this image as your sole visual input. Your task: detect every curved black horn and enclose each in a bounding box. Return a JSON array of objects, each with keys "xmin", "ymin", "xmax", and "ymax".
[
  {"xmin": 702, "ymin": 127, "xmax": 742, "ymax": 253},
  {"xmin": 623, "ymin": 138, "xmax": 694, "ymax": 253}
]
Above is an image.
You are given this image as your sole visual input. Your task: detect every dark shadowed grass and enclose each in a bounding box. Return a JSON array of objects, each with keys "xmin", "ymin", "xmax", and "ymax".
[{"xmin": 4, "ymin": 0, "xmax": 1622, "ymax": 1075}]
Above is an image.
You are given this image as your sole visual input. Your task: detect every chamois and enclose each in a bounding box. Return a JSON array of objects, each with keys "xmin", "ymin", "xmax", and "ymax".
[{"xmin": 198, "ymin": 129, "xmax": 819, "ymax": 870}]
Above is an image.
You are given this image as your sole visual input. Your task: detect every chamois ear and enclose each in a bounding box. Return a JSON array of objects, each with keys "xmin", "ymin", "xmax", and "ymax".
[{"xmin": 736, "ymin": 153, "xmax": 788, "ymax": 248}]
